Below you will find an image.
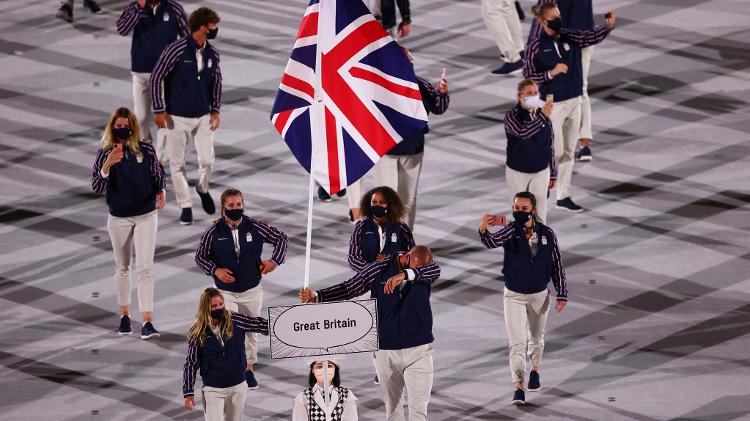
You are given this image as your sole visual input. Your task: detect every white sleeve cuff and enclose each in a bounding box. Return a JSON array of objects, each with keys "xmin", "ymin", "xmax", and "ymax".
[
  {"xmin": 100, "ymin": 169, "xmax": 109, "ymax": 178},
  {"xmin": 404, "ymin": 269, "xmax": 416, "ymax": 281}
]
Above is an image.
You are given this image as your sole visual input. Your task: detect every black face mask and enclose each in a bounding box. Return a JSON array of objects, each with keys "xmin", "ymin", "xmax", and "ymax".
[
  {"xmin": 207, "ymin": 27, "xmax": 218, "ymax": 39},
  {"xmin": 513, "ymin": 211, "xmax": 533, "ymax": 225},
  {"xmin": 113, "ymin": 127, "xmax": 132, "ymax": 141},
  {"xmin": 371, "ymin": 205, "xmax": 388, "ymax": 218},
  {"xmin": 210, "ymin": 308, "xmax": 224, "ymax": 320},
  {"xmin": 547, "ymin": 17, "xmax": 562, "ymax": 32},
  {"xmin": 224, "ymin": 208, "xmax": 244, "ymax": 221}
]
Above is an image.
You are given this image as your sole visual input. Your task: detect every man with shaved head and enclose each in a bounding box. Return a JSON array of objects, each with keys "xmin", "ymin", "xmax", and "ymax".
[{"xmin": 300, "ymin": 245, "xmax": 441, "ymax": 421}]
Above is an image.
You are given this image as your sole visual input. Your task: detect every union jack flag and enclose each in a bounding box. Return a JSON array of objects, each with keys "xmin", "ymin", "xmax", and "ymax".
[{"xmin": 270, "ymin": 0, "xmax": 428, "ymax": 195}]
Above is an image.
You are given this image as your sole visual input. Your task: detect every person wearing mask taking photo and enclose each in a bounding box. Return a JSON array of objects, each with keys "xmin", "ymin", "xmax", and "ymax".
[{"xmin": 91, "ymin": 107, "xmax": 166, "ymax": 339}]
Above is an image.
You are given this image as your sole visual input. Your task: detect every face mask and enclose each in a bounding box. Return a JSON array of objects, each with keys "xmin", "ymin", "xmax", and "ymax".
[
  {"xmin": 547, "ymin": 17, "xmax": 562, "ymax": 32},
  {"xmin": 313, "ymin": 365, "xmax": 335, "ymax": 386},
  {"xmin": 113, "ymin": 127, "xmax": 132, "ymax": 141},
  {"xmin": 207, "ymin": 27, "xmax": 218, "ymax": 39},
  {"xmin": 371, "ymin": 205, "xmax": 388, "ymax": 218},
  {"xmin": 522, "ymin": 94, "xmax": 542, "ymax": 109},
  {"xmin": 513, "ymin": 210, "xmax": 533, "ymax": 225},
  {"xmin": 224, "ymin": 208, "xmax": 244, "ymax": 221},
  {"xmin": 210, "ymin": 308, "xmax": 224, "ymax": 320}
]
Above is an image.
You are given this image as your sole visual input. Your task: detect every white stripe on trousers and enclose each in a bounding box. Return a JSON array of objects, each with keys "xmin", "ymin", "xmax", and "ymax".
[
  {"xmin": 549, "ymin": 96, "xmax": 582, "ymax": 200},
  {"xmin": 374, "ymin": 344, "xmax": 433, "ymax": 421},
  {"xmin": 579, "ymin": 46, "xmax": 594, "ymax": 140},
  {"xmin": 107, "ymin": 210, "xmax": 158, "ymax": 312},
  {"xmin": 481, "ymin": 0, "xmax": 524, "ymax": 63},
  {"xmin": 221, "ymin": 286, "xmax": 263, "ymax": 364},
  {"xmin": 373, "ymin": 153, "xmax": 423, "ymax": 229},
  {"xmin": 503, "ymin": 287, "xmax": 550, "ymax": 384},
  {"xmin": 202, "ymin": 381, "xmax": 248, "ymax": 421},
  {"xmin": 505, "ymin": 166, "xmax": 550, "ymax": 224},
  {"xmin": 167, "ymin": 114, "xmax": 215, "ymax": 208}
]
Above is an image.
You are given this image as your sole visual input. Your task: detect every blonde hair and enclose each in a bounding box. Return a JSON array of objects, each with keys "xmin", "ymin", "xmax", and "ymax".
[
  {"xmin": 531, "ymin": 3, "xmax": 557, "ymax": 18},
  {"xmin": 517, "ymin": 79, "xmax": 536, "ymax": 93},
  {"xmin": 100, "ymin": 107, "xmax": 141, "ymax": 155},
  {"xmin": 187, "ymin": 288, "xmax": 233, "ymax": 346}
]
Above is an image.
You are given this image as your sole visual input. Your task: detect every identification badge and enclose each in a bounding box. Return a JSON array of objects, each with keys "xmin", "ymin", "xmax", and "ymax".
[
  {"xmin": 563, "ymin": 42, "xmax": 571, "ymax": 51},
  {"xmin": 208, "ymin": 59, "xmax": 213, "ymax": 68},
  {"xmin": 163, "ymin": 12, "xmax": 169, "ymax": 21},
  {"xmin": 246, "ymin": 233, "xmax": 252, "ymax": 243},
  {"xmin": 135, "ymin": 154, "xmax": 143, "ymax": 164},
  {"xmin": 391, "ymin": 233, "xmax": 397, "ymax": 243},
  {"xmin": 541, "ymin": 236, "xmax": 548, "ymax": 246}
]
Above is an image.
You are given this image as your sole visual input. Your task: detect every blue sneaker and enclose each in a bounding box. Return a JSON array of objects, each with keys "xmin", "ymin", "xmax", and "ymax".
[
  {"xmin": 179, "ymin": 207, "xmax": 193, "ymax": 225},
  {"xmin": 118, "ymin": 315, "xmax": 132, "ymax": 335},
  {"xmin": 511, "ymin": 388, "xmax": 526, "ymax": 405},
  {"xmin": 556, "ymin": 197, "xmax": 584, "ymax": 213},
  {"xmin": 577, "ymin": 146, "xmax": 593, "ymax": 162},
  {"xmin": 245, "ymin": 371, "xmax": 259, "ymax": 389},
  {"xmin": 140, "ymin": 321, "xmax": 160, "ymax": 340},
  {"xmin": 491, "ymin": 59, "xmax": 523, "ymax": 75},
  {"xmin": 528, "ymin": 370, "xmax": 541, "ymax": 391}
]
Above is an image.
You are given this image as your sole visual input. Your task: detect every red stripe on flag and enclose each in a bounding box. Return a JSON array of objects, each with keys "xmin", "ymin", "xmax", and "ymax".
[
  {"xmin": 281, "ymin": 73, "xmax": 315, "ymax": 99},
  {"xmin": 273, "ymin": 110, "xmax": 293, "ymax": 135},
  {"xmin": 297, "ymin": 11, "xmax": 318, "ymax": 39},
  {"xmin": 325, "ymin": 107, "xmax": 341, "ymax": 194},
  {"xmin": 349, "ymin": 67, "xmax": 422, "ymax": 100}
]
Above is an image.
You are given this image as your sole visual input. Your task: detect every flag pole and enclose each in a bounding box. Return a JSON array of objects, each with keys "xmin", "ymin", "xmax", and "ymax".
[{"xmin": 304, "ymin": 0, "xmax": 325, "ymax": 290}]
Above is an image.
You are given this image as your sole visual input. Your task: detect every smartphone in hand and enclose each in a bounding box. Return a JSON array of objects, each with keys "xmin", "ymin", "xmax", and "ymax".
[
  {"xmin": 440, "ymin": 67, "xmax": 446, "ymax": 85},
  {"xmin": 546, "ymin": 94, "xmax": 554, "ymax": 104},
  {"xmin": 491, "ymin": 215, "xmax": 507, "ymax": 226},
  {"xmin": 605, "ymin": 12, "xmax": 613, "ymax": 19}
]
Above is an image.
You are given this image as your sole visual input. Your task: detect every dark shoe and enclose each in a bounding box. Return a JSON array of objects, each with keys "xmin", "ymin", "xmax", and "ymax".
[
  {"xmin": 374, "ymin": 374, "xmax": 380, "ymax": 385},
  {"xmin": 511, "ymin": 388, "xmax": 526, "ymax": 405},
  {"xmin": 245, "ymin": 371, "xmax": 259, "ymax": 389},
  {"xmin": 83, "ymin": 0, "xmax": 102, "ymax": 13},
  {"xmin": 118, "ymin": 315, "xmax": 132, "ymax": 335},
  {"xmin": 515, "ymin": 1, "xmax": 526, "ymax": 20},
  {"xmin": 576, "ymin": 146, "xmax": 593, "ymax": 162},
  {"xmin": 348, "ymin": 209, "xmax": 355, "ymax": 224},
  {"xmin": 140, "ymin": 321, "xmax": 160, "ymax": 340},
  {"xmin": 179, "ymin": 207, "xmax": 194, "ymax": 225},
  {"xmin": 491, "ymin": 59, "xmax": 523, "ymax": 75},
  {"xmin": 556, "ymin": 197, "xmax": 584, "ymax": 213},
  {"xmin": 55, "ymin": 4, "xmax": 73, "ymax": 22},
  {"xmin": 317, "ymin": 186, "xmax": 332, "ymax": 202},
  {"xmin": 196, "ymin": 188, "xmax": 216, "ymax": 214},
  {"xmin": 335, "ymin": 188, "xmax": 347, "ymax": 198},
  {"xmin": 528, "ymin": 370, "xmax": 541, "ymax": 391}
]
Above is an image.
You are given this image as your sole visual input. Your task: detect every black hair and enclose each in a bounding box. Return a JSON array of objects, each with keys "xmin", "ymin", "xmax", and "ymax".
[
  {"xmin": 188, "ymin": 7, "xmax": 220, "ymax": 33},
  {"xmin": 307, "ymin": 361, "xmax": 341, "ymax": 387},
  {"xmin": 359, "ymin": 186, "xmax": 406, "ymax": 223},
  {"xmin": 514, "ymin": 191, "xmax": 537, "ymax": 209}
]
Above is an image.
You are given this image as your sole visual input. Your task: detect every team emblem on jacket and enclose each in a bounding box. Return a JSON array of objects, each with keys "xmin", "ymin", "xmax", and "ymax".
[
  {"xmin": 135, "ymin": 154, "xmax": 143, "ymax": 164},
  {"xmin": 163, "ymin": 13, "xmax": 170, "ymax": 21},
  {"xmin": 246, "ymin": 232, "xmax": 252, "ymax": 242},
  {"xmin": 208, "ymin": 59, "xmax": 213, "ymax": 68},
  {"xmin": 541, "ymin": 236, "xmax": 547, "ymax": 246},
  {"xmin": 391, "ymin": 233, "xmax": 397, "ymax": 243},
  {"xmin": 563, "ymin": 43, "xmax": 570, "ymax": 51}
]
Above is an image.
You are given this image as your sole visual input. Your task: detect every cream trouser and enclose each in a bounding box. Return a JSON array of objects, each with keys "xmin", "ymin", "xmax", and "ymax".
[
  {"xmin": 107, "ymin": 210, "xmax": 157, "ymax": 313},
  {"xmin": 222, "ymin": 286, "xmax": 263, "ymax": 364},
  {"xmin": 132, "ymin": 73, "xmax": 169, "ymax": 162},
  {"xmin": 505, "ymin": 166, "xmax": 550, "ymax": 224},
  {"xmin": 374, "ymin": 153, "xmax": 423, "ymax": 229},
  {"xmin": 347, "ymin": 178, "xmax": 364, "ymax": 210},
  {"xmin": 481, "ymin": 0, "xmax": 524, "ymax": 63},
  {"xmin": 374, "ymin": 344, "xmax": 433, "ymax": 421},
  {"xmin": 579, "ymin": 46, "xmax": 594, "ymax": 140},
  {"xmin": 167, "ymin": 114, "xmax": 215, "ymax": 208},
  {"xmin": 503, "ymin": 288, "xmax": 550, "ymax": 384},
  {"xmin": 202, "ymin": 381, "xmax": 248, "ymax": 421},
  {"xmin": 549, "ymin": 96, "xmax": 582, "ymax": 200}
]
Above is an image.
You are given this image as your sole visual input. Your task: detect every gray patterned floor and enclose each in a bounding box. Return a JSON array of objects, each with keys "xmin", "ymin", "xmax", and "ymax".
[{"xmin": 1, "ymin": 0, "xmax": 750, "ymax": 420}]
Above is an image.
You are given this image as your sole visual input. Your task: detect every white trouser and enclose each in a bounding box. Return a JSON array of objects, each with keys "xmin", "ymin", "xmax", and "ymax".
[
  {"xmin": 549, "ymin": 96, "xmax": 582, "ymax": 200},
  {"xmin": 374, "ymin": 153, "xmax": 423, "ymax": 229},
  {"xmin": 107, "ymin": 210, "xmax": 157, "ymax": 313},
  {"xmin": 579, "ymin": 46, "xmax": 594, "ymax": 140},
  {"xmin": 222, "ymin": 286, "xmax": 263, "ymax": 364},
  {"xmin": 132, "ymin": 72, "xmax": 153, "ymax": 142},
  {"xmin": 202, "ymin": 381, "xmax": 248, "ymax": 421},
  {"xmin": 374, "ymin": 344, "xmax": 433, "ymax": 421},
  {"xmin": 167, "ymin": 114, "xmax": 215, "ymax": 208},
  {"xmin": 503, "ymin": 288, "xmax": 550, "ymax": 385},
  {"xmin": 505, "ymin": 166, "xmax": 550, "ymax": 224},
  {"xmin": 347, "ymin": 178, "xmax": 364, "ymax": 210},
  {"xmin": 481, "ymin": 0, "xmax": 524, "ymax": 63}
]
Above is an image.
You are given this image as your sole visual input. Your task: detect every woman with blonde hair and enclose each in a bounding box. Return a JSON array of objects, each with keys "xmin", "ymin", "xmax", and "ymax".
[
  {"xmin": 182, "ymin": 288, "xmax": 269, "ymax": 421},
  {"xmin": 91, "ymin": 107, "xmax": 166, "ymax": 339}
]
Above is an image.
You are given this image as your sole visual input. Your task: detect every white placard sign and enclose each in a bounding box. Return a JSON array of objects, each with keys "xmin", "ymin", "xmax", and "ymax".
[{"xmin": 269, "ymin": 299, "xmax": 378, "ymax": 359}]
